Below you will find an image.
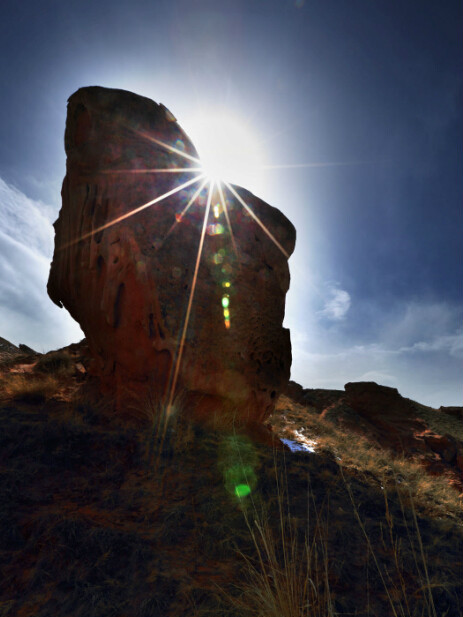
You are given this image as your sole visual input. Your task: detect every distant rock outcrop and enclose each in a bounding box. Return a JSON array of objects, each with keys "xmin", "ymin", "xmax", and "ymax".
[
  {"xmin": 284, "ymin": 380, "xmax": 463, "ymax": 489},
  {"xmin": 0, "ymin": 338, "xmax": 38, "ymax": 362},
  {"xmin": 48, "ymin": 86, "xmax": 296, "ymax": 428},
  {"xmin": 0, "ymin": 337, "xmax": 19, "ymax": 358},
  {"xmin": 439, "ymin": 405, "xmax": 463, "ymax": 421}
]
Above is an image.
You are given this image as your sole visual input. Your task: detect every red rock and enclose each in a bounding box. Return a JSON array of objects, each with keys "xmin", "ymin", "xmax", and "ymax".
[
  {"xmin": 284, "ymin": 380, "xmax": 344, "ymax": 411},
  {"xmin": 48, "ymin": 86, "xmax": 295, "ymax": 428},
  {"xmin": 424, "ymin": 433, "xmax": 458, "ymax": 463},
  {"xmin": 456, "ymin": 450, "xmax": 463, "ymax": 473},
  {"xmin": 344, "ymin": 382, "xmax": 407, "ymax": 416},
  {"xmin": 439, "ymin": 406, "xmax": 463, "ymax": 420},
  {"xmin": 343, "ymin": 381, "xmax": 427, "ymax": 446}
]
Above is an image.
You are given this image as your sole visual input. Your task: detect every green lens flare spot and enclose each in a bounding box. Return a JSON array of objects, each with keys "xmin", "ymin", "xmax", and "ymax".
[
  {"xmin": 222, "ymin": 296, "xmax": 230, "ymax": 308},
  {"xmin": 207, "ymin": 223, "xmax": 224, "ymax": 235},
  {"xmin": 235, "ymin": 484, "xmax": 251, "ymax": 498}
]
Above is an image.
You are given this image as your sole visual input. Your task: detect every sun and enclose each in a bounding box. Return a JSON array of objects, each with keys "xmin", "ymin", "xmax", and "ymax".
[{"xmin": 183, "ymin": 109, "xmax": 266, "ymax": 195}]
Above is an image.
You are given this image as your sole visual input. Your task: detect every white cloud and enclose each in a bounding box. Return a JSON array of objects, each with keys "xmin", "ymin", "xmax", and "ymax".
[
  {"xmin": 290, "ymin": 299, "xmax": 463, "ymax": 407},
  {"xmin": 355, "ymin": 371, "xmax": 397, "ymax": 386},
  {"xmin": 400, "ymin": 331, "xmax": 463, "ymax": 358},
  {"xmin": 0, "ymin": 178, "xmax": 82, "ymax": 351},
  {"xmin": 0, "ymin": 178, "xmax": 55, "ymax": 256},
  {"xmin": 382, "ymin": 300, "xmax": 461, "ymax": 347},
  {"xmin": 317, "ymin": 283, "xmax": 351, "ymax": 321}
]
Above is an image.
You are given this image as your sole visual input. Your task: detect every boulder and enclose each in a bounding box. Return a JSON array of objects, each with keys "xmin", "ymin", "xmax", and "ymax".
[
  {"xmin": 424, "ymin": 433, "xmax": 458, "ymax": 464},
  {"xmin": 439, "ymin": 406, "xmax": 463, "ymax": 421},
  {"xmin": 343, "ymin": 382, "xmax": 432, "ymax": 448},
  {"xmin": 48, "ymin": 86, "xmax": 296, "ymax": 427},
  {"xmin": 344, "ymin": 381, "xmax": 406, "ymax": 414},
  {"xmin": 0, "ymin": 337, "xmax": 20, "ymax": 357},
  {"xmin": 18, "ymin": 344, "xmax": 38, "ymax": 354},
  {"xmin": 284, "ymin": 380, "xmax": 344, "ymax": 412}
]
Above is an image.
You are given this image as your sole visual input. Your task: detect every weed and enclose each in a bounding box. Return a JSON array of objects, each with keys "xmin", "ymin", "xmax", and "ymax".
[
  {"xmin": 270, "ymin": 396, "xmax": 462, "ymax": 518},
  {"xmin": 0, "ymin": 373, "xmax": 58, "ymax": 404},
  {"xmin": 35, "ymin": 350, "xmax": 74, "ymax": 375},
  {"xmin": 218, "ymin": 444, "xmax": 334, "ymax": 617}
]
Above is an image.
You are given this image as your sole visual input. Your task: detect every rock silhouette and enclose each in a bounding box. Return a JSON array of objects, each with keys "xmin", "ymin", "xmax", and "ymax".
[
  {"xmin": 48, "ymin": 86, "xmax": 296, "ymax": 427},
  {"xmin": 1, "ymin": 341, "xmax": 462, "ymax": 617},
  {"xmin": 284, "ymin": 380, "xmax": 463, "ymax": 489}
]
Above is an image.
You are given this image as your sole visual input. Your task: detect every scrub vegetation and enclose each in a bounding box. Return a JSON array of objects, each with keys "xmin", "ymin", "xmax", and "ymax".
[
  {"xmin": 0, "ymin": 346, "xmax": 461, "ymax": 617},
  {"xmin": 269, "ymin": 395, "xmax": 462, "ymax": 519}
]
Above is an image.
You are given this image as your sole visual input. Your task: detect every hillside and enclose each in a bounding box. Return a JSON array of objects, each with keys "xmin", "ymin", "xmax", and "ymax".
[{"xmin": 0, "ymin": 340, "xmax": 462, "ymax": 617}]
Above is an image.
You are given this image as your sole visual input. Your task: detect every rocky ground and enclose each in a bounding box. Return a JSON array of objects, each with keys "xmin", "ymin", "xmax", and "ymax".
[{"xmin": 0, "ymin": 339, "xmax": 462, "ymax": 616}]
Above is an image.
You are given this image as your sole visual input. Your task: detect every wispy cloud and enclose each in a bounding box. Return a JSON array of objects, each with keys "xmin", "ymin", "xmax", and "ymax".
[
  {"xmin": 356, "ymin": 371, "xmax": 397, "ymax": 386},
  {"xmin": 0, "ymin": 178, "xmax": 82, "ymax": 350},
  {"xmin": 317, "ymin": 283, "xmax": 351, "ymax": 321},
  {"xmin": 400, "ymin": 331, "xmax": 463, "ymax": 358},
  {"xmin": 291, "ymin": 299, "xmax": 463, "ymax": 407},
  {"xmin": 0, "ymin": 178, "xmax": 55, "ymax": 256}
]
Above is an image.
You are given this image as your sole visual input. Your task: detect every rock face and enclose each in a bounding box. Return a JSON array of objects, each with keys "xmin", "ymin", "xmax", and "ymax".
[
  {"xmin": 0, "ymin": 337, "xmax": 20, "ymax": 358},
  {"xmin": 48, "ymin": 86, "xmax": 296, "ymax": 427}
]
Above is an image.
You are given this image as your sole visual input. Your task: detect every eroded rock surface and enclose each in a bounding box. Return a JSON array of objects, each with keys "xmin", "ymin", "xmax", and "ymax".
[
  {"xmin": 48, "ymin": 86, "xmax": 296, "ymax": 426},
  {"xmin": 283, "ymin": 380, "xmax": 463, "ymax": 490}
]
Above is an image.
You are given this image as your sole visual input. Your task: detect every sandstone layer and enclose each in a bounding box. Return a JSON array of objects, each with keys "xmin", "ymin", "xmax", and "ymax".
[{"xmin": 48, "ymin": 86, "xmax": 296, "ymax": 426}]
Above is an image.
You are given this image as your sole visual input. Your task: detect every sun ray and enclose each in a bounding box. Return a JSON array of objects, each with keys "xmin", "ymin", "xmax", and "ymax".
[
  {"xmin": 156, "ymin": 177, "xmax": 209, "ymax": 250},
  {"xmin": 256, "ymin": 119, "xmax": 299, "ymax": 147},
  {"xmin": 100, "ymin": 168, "xmax": 203, "ymax": 174},
  {"xmin": 134, "ymin": 130, "xmax": 202, "ymax": 165},
  {"xmin": 224, "ymin": 182, "xmax": 290, "ymax": 259},
  {"xmin": 259, "ymin": 160, "xmax": 368, "ymax": 170},
  {"xmin": 166, "ymin": 180, "xmax": 214, "ymax": 412},
  {"xmin": 217, "ymin": 180, "xmax": 239, "ymax": 259},
  {"xmin": 61, "ymin": 174, "xmax": 204, "ymax": 249}
]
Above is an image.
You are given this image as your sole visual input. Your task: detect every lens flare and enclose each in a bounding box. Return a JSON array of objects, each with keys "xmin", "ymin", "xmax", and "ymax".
[
  {"xmin": 62, "ymin": 175, "xmax": 204, "ymax": 248},
  {"xmin": 217, "ymin": 181, "xmax": 239, "ymax": 259},
  {"xmin": 225, "ymin": 181, "xmax": 290, "ymax": 259},
  {"xmin": 207, "ymin": 223, "xmax": 225, "ymax": 235},
  {"xmin": 183, "ymin": 111, "xmax": 265, "ymax": 194},
  {"xmin": 85, "ymin": 125, "xmax": 296, "ymax": 424},
  {"xmin": 235, "ymin": 484, "xmax": 251, "ymax": 498},
  {"xmin": 166, "ymin": 182, "xmax": 214, "ymax": 410}
]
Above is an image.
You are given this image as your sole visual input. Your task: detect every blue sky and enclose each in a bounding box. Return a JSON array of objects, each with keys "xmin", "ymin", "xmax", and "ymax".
[{"xmin": 0, "ymin": 0, "xmax": 461, "ymax": 406}]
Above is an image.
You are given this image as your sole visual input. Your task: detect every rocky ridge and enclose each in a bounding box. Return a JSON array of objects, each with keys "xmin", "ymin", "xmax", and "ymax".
[
  {"xmin": 0, "ymin": 338, "xmax": 462, "ymax": 617},
  {"xmin": 282, "ymin": 379, "xmax": 463, "ymax": 491}
]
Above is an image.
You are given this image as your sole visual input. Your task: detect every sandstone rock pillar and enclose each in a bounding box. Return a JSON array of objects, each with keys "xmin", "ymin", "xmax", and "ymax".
[{"xmin": 48, "ymin": 86, "xmax": 296, "ymax": 427}]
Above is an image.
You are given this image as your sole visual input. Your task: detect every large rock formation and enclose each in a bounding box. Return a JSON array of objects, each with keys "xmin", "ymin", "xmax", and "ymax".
[
  {"xmin": 48, "ymin": 86, "xmax": 296, "ymax": 427},
  {"xmin": 282, "ymin": 380, "xmax": 463, "ymax": 489}
]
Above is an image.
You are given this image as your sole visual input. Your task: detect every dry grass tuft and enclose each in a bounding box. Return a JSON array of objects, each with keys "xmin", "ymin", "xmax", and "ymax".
[
  {"xmin": 218, "ymin": 446, "xmax": 334, "ymax": 617},
  {"xmin": 133, "ymin": 389, "xmax": 195, "ymax": 471},
  {"xmin": 34, "ymin": 350, "xmax": 74, "ymax": 375},
  {"xmin": 270, "ymin": 396, "xmax": 462, "ymax": 518}
]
